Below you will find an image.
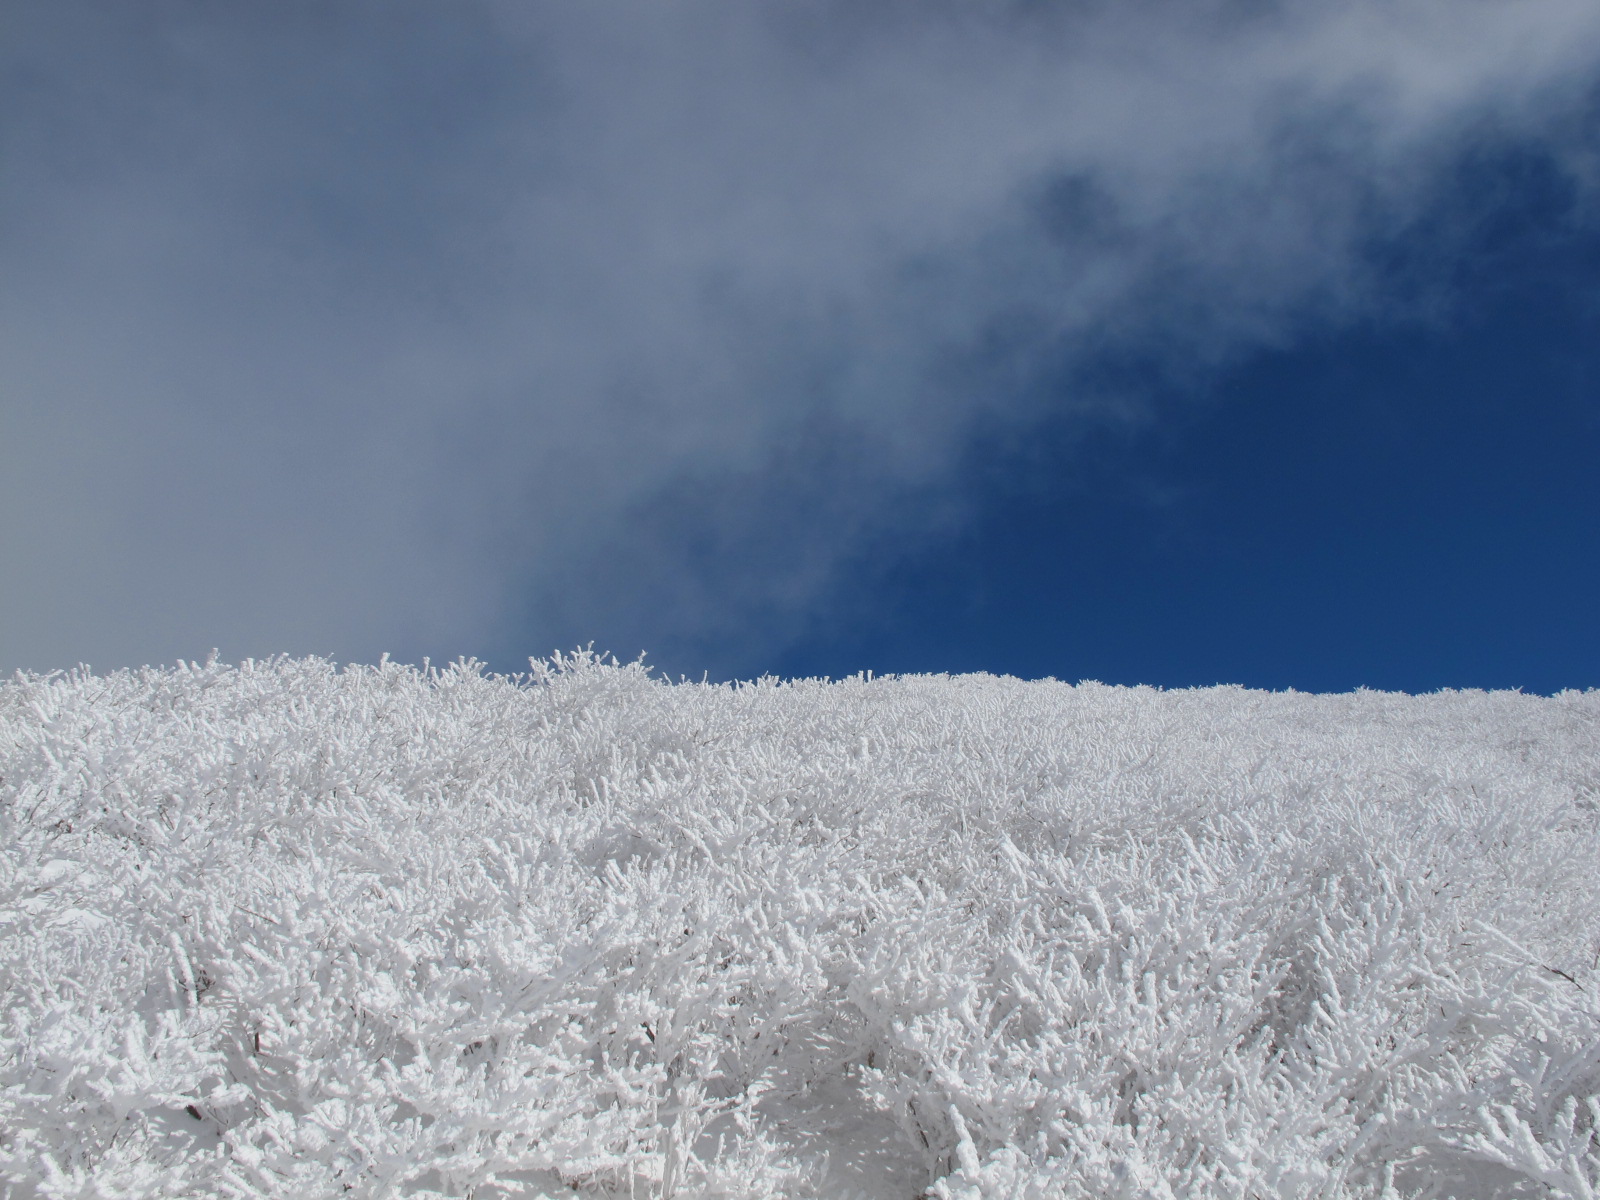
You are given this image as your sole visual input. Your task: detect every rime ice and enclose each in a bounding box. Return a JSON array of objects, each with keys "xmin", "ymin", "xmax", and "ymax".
[{"xmin": 2, "ymin": 654, "xmax": 1598, "ymax": 1198}]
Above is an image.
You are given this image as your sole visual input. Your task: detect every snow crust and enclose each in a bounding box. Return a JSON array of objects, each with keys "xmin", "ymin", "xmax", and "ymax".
[{"xmin": 2, "ymin": 652, "xmax": 1599, "ymax": 1198}]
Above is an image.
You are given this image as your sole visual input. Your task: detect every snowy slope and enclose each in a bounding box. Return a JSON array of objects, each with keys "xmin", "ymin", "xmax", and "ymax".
[{"xmin": 2, "ymin": 653, "xmax": 1599, "ymax": 1199}]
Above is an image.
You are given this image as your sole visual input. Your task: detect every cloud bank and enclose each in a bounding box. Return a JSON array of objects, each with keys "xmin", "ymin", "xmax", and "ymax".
[{"xmin": 4, "ymin": 0, "xmax": 1600, "ymax": 674}]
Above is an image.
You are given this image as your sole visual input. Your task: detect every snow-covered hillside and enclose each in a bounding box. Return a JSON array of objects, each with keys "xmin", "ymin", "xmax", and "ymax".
[{"xmin": 3, "ymin": 653, "xmax": 1599, "ymax": 1199}]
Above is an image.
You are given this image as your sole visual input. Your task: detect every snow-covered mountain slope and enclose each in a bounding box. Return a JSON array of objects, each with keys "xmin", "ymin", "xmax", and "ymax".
[{"xmin": 3, "ymin": 653, "xmax": 1598, "ymax": 1199}]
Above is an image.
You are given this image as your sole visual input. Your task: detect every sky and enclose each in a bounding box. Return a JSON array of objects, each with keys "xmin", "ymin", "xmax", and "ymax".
[{"xmin": 4, "ymin": 0, "xmax": 1600, "ymax": 692}]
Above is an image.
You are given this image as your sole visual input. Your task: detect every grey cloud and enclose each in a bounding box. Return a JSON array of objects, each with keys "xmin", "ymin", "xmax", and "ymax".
[{"xmin": 4, "ymin": 0, "xmax": 1599, "ymax": 674}]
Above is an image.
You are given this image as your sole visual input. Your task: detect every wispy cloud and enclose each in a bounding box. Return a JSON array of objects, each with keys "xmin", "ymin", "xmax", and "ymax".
[{"xmin": 4, "ymin": 0, "xmax": 1599, "ymax": 674}]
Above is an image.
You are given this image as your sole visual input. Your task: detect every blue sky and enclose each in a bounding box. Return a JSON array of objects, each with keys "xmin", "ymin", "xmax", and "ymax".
[
  {"xmin": 775, "ymin": 264, "xmax": 1600, "ymax": 693},
  {"xmin": 770, "ymin": 145, "xmax": 1600, "ymax": 692},
  {"xmin": 5, "ymin": 1, "xmax": 1600, "ymax": 692}
]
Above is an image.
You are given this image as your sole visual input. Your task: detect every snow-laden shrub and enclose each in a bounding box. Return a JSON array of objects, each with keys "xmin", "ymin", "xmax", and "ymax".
[{"xmin": 1, "ymin": 652, "xmax": 1597, "ymax": 1198}]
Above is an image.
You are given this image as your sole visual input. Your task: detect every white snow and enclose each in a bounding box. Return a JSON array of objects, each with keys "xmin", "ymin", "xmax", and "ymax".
[{"xmin": 2, "ymin": 652, "xmax": 1598, "ymax": 1198}]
